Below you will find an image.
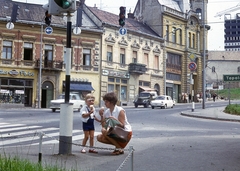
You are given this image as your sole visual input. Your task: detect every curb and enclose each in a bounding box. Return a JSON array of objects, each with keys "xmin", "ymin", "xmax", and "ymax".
[{"xmin": 180, "ymin": 112, "xmax": 240, "ymax": 123}]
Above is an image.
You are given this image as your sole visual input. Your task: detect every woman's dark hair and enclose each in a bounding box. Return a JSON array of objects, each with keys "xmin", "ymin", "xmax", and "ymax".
[{"xmin": 102, "ymin": 92, "xmax": 118, "ymax": 105}]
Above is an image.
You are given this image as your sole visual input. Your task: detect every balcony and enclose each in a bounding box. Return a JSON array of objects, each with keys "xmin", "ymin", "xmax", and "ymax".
[
  {"xmin": 35, "ymin": 60, "xmax": 63, "ymax": 70},
  {"xmin": 128, "ymin": 63, "xmax": 147, "ymax": 75}
]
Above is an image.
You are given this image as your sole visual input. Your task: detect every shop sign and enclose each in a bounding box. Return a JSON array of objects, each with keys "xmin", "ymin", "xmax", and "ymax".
[
  {"xmin": 0, "ymin": 69, "xmax": 34, "ymax": 77},
  {"xmin": 102, "ymin": 69, "xmax": 130, "ymax": 78}
]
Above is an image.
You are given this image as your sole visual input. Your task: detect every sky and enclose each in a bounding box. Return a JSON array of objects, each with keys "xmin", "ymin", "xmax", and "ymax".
[{"xmin": 13, "ymin": 0, "xmax": 240, "ymax": 51}]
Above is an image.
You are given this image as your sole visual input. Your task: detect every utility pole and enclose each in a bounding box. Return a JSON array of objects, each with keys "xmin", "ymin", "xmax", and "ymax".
[{"xmin": 202, "ymin": 0, "xmax": 206, "ymax": 109}]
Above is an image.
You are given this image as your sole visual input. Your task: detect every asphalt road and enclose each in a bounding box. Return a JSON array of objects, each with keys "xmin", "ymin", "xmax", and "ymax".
[{"xmin": 1, "ymin": 101, "xmax": 240, "ymax": 171}]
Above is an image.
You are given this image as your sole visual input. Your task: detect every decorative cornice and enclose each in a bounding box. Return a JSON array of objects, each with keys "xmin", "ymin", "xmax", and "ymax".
[
  {"xmin": 43, "ymin": 37, "xmax": 56, "ymax": 44},
  {"xmin": 105, "ymin": 34, "xmax": 116, "ymax": 44},
  {"xmin": 142, "ymin": 42, "xmax": 151, "ymax": 51},
  {"xmin": 22, "ymin": 35, "xmax": 36, "ymax": 42},
  {"xmin": 153, "ymin": 45, "xmax": 161, "ymax": 54},
  {"xmin": 2, "ymin": 33, "xmax": 16, "ymax": 40},
  {"xmin": 118, "ymin": 37, "xmax": 128, "ymax": 46},
  {"xmin": 131, "ymin": 40, "xmax": 140, "ymax": 49}
]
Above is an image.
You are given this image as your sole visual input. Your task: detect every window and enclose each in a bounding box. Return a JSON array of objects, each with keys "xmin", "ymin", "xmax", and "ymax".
[
  {"xmin": 179, "ymin": 29, "xmax": 182, "ymax": 45},
  {"xmin": 24, "ymin": 43, "xmax": 33, "ymax": 60},
  {"xmin": 83, "ymin": 49, "xmax": 91, "ymax": 66},
  {"xmin": 107, "ymin": 45, "xmax": 113, "ymax": 62},
  {"xmin": 44, "ymin": 45, "xmax": 53, "ymax": 61},
  {"xmin": 238, "ymin": 67, "xmax": 240, "ymax": 73},
  {"xmin": 166, "ymin": 25, "xmax": 169, "ymax": 41},
  {"xmin": 133, "ymin": 51, "xmax": 137, "ymax": 63},
  {"xmin": 144, "ymin": 53, "xmax": 149, "ymax": 67},
  {"xmin": 154, "ymin": 55, "xmax": 159, "ymax": 70},
  {"xmin": 120, "ymin": 48, "xmax": 125, "ymax": 64},
  {"xmin": 172, "ymin": 27, "xmax": 177, "ymax": 43},
  {"xmin": 44, "ymin": 44, "xmax": 53, "ymax": 67},
  {"xmin": 2, "ymin": 41, "xmax": 12, "ymax": 59},
  {"xmin": 188, "ymin": 33, "xmax": 191, "ymax": 48},
  {"xmin": 196, "ymin": 8, "xmax": 202, "ymax": 19},
  {"xmin": 192, "ymin": 34, "xmax": 195, "ymax": 49},
  {"xmin": 212, "ymin": 66, "xmax": 215, "ymax": 72}
]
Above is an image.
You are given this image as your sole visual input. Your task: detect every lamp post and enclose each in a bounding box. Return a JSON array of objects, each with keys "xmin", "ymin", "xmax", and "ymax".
[
  {"xmin": 163, "ymin": 28, "xmax": 180, "ymax": 95},
  {"xmin": 38, "ymin": 22, "xmax": 44, "ymax": 108},
  {"xmin": 202, "ymin": 0, "xmax": 206, "ymax": 109}
]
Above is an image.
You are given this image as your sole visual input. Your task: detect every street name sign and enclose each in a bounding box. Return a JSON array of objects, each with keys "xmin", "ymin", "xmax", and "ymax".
[{"xmin": 223, "ymin": 74, "xmax": 240, "ymax": 82}]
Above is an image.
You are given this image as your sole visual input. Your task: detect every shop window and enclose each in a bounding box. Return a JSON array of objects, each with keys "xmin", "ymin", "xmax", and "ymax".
[
  {"xmin": 83, "ymin": 48, "xmax": 91, "ymax": 66},
  {"xmin": 24, "ymin": 43, "xmax": 33, "ymax": 60},
  {"xmin": 120, "ymin": 86, "xmax": 127, "ymax": 101},
  {"xmin": 108, "ymin": 84, "xmax": 114, "ymax": 92},
  {"xmin": 120, "ymin": 48, "xmax": 125, "ymax": 64},
  {"xmin": 2, "ymin": 41, "xmax": 12, "ymax": 59},
  {"xmin": 107, "ymin": 45, "xmax": 113, "ymax": 62},
  {"xmin": 121, "ymin": 79, "xmax": 127, "ymax": 84},
  {"xmin": 1, "ymin": 79, "xmax": 8, "ymax": 85},
  {"xmin": 9, "ymin": 79, "xmax": 24, "ymax": 86},
  {"xmin": 108, "ymin": 78, "xmax": 114, "ymax": 82},
  {"xmin": 116, "ymin": 78, "xmax": 120, "ymax": 83}
]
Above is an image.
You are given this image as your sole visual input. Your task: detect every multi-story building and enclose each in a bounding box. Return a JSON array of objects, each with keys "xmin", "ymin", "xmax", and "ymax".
[
  {"xmin": 0, "ymin": 0, "xmax": 102, "ymax": 108},
  {"xmin": 133, "ymin": 0, "xmax": 210, "ymax": 102},
  {"xmin": 84, "ymin": 6, "xmax": 164, "ymax": 106}
]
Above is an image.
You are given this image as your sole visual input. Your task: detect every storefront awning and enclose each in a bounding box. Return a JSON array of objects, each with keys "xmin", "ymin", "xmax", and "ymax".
[
  {"xmin": 64, "ymin": 82, "xmax": 94, "ymax": 91},
  {"xmin": 139, "ymin": 86, "xmax": 156, "ymax": 91}
]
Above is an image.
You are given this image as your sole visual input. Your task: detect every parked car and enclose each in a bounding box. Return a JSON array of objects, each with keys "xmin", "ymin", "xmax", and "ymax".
[
  {"xmin": 150, "ymin": 95, "xmax": 174, "ymax": 109},
  {"xmin": 133, "ymin": 91, "xmax": 157, "ymax": 108},
  {"xmin": 50, "ymin": 93, "xmax": 85, "ymax": 112}
]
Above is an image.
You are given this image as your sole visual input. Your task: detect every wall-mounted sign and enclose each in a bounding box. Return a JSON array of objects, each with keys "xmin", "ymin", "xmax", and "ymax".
[
  {"xmin": 0, "ymin": 69, "xmax": 34, "ymax": 77},
  {"xmin": 102, "ymin": 69, "xmax": 130, "ymax": 78}
]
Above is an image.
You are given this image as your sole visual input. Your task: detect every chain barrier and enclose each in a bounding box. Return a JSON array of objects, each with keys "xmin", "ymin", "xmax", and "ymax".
[{"xmin": 1, "ymin": 130, "xmax": 134, "ymax": 171}]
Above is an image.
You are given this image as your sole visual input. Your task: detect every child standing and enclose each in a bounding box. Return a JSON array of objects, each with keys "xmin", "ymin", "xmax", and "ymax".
[{"xmin": 80, "ymin": 93, "xmax": 99, "ymax": 153}]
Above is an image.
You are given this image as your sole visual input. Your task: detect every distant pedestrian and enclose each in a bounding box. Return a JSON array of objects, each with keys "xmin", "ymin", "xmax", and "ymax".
[
  {"xmin": 213, "ymin": 93, "xmax": 217, "ymax": 102},
  {"xmin": 188, "ymin": 94, "xmax": 192, "ymax": 103}
]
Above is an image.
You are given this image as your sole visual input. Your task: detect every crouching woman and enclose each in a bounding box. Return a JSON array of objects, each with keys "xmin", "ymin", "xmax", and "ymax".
[{"xmin": 97, "ymin": 92, "xmax": 132, "ymax": 155}]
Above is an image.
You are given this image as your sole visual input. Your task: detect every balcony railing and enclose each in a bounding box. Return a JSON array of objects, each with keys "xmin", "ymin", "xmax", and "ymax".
[
  {"xmin": 128, "ymin": 63, "xmax": 147, "ymax": 75},
  {"xmin": 35, "ymin": 60, "xmax": 63, "ymax": 70}
]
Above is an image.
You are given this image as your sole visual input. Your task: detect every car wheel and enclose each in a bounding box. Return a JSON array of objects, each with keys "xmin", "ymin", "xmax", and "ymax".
[
  {"xmin": 144, "ymin": 103, "xmax": 149, "ymax": 108},
  {"xmin": 152, "ymin": 106, "xmax": 154, "ymax": 109},
  {"xmin": 52, "ymin": 108, "xmax": 56, "ymax": 112},
  {"xmin": 135, "ymin": 104, "xmax": 138, "ymax": 108}
]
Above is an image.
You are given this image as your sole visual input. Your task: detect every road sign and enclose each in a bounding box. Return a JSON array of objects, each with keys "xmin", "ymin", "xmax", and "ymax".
[
  {"xmin": 45, "ymin": 26, "xmax": 53, "ymax": 34},
  {"xmin": 6, "ymin": 22, "xmax": 14, "ymax": 29},
  {"xmin": 188, "ymin": 53, "xmax": 196, "ymax": 61},
  {"xmin": 73, "ymin": 27, "xmax": 81, "ymax": 35},
  {"xmin": 188, "ymin": 62, "xmax": 197, "ymax": 71},
  {"xmin": 119, "ymin": 27, "xmax": 127, "ymax": 35},
  {"xmin": 223, "ymin": 74, "xmax": 240, "ymax": 82}
]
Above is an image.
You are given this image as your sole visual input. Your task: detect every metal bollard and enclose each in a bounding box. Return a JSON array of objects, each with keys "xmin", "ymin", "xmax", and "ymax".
[
  {"xmin": 129, "ymin": 146, "xmax": 134, "ymax": 171},
  {"xmin": 192, "ymin": 102, "xmax": 195, "ymax": 112},
  {"xmin": 38, "ymin": 132, "xmax": 43, "ymax": 163}
]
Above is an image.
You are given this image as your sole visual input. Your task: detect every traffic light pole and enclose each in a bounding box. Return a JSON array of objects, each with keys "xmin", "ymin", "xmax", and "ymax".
[{"xmin": 59, "ymin": 13, "xmax": 73, "ymax": 155}]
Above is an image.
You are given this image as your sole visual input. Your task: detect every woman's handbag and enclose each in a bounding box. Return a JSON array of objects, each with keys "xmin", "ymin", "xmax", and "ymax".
[{"xmin": 107, "ymin": 125, "xmax": 129, "ymax": 143}]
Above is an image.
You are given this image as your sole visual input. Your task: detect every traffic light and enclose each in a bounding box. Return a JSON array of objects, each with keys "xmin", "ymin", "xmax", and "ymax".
[
  {"xmin": 48, "ymin": 0, "xmax": 76, "ymax": 16},
  {"xmin": 45, "ymin": 11, "xmax": 51, "ymax": 26},
  {"xmin": 119, "ymin": 6, "xmax": 126, "ymax": 27},
  {"xmin": 11, "ymin": 4, "xmax": 20, "ymax": 23}
]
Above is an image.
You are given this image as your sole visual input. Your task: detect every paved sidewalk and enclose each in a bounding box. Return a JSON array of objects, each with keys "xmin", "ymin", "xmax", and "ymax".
[{"xmin": 181, "ymin": 105, "xmax": 240, "ymax": 122}]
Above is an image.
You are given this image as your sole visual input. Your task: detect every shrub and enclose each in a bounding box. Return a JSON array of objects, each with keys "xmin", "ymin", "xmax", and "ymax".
[{"xmin": 224, "ymin": 104, "xmax": 240, "ymax": 115}]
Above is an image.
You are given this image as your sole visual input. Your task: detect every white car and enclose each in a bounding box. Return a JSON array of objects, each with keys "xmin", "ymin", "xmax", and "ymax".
[
  {"xmin": 150, "ymin": 95, "xmax": 174, "ymax": 109},
  {"xmin": 50, "ymin": 93, "xmax": 85, "ymax": 112}
]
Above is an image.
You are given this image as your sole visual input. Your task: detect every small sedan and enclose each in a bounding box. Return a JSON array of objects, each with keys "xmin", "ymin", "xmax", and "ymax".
[
  {"xmin": 150, "ymin": 95, "xmax": 174, "ymax": 109},
  {"xmin": 50, "ymin": 94, "xmax": 85, "ymax": 112}
]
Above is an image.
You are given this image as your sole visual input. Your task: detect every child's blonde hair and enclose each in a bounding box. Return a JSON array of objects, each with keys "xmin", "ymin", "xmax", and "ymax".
[{"xmin": 85, "ymin": 93, "xmax": 95, "ymax": 102}]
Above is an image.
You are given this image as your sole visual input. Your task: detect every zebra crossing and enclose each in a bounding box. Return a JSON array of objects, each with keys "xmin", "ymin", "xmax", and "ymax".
[{"xmin": 0, "ymin": 122, "xmax": 101, "ymax": 147}]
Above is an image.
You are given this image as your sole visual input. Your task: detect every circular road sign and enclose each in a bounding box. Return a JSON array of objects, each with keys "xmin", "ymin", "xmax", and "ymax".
[
  {"xmin": 119, "ymin": 27, "xmax": 127, "ymax": 35},
  {"xmin": 45, "ymin": 26, "xmax": 53, "ymax": 35},
  {"xmin": 188, "ymin": 62, "xmax": 197, "ymax": 71}
]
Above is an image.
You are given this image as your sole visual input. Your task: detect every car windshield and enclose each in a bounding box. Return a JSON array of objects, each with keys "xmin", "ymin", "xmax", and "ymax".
[
  {"xmin": 139, "ymin": 93, "xmax": 150, "ymax": 97},
  {"xmin": 156, "ymin": 96, "xmax": 165, "ymax": 100},
  {"xmin": 57, "ymin": 95, "xmax": 75, "ymax": 99}
]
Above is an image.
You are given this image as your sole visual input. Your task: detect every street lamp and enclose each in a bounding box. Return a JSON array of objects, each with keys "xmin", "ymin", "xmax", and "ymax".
[{"xmin": 163, "ymin": 28, "xmax": 180, "ymax": 95}]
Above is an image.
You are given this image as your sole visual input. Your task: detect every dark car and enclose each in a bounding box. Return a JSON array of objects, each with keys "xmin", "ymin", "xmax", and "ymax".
[{"xmin": 133, "ymin": 91, "xmax": 157, "ymax": 108}]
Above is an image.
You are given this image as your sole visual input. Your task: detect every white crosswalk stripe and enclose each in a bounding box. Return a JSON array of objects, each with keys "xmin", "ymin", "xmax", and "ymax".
[{"xmin": 0, "ymin": 122, "xmax": 101, "ymax": 147}]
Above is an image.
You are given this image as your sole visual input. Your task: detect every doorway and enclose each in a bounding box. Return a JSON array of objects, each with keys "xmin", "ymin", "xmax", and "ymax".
[{"xmin": 41, "ymin": 81, "xmax": 53, "ymax": 108}]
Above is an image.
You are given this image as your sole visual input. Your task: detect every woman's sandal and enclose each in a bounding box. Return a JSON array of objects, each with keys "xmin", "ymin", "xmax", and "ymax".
[
  {"xmin": 112, "ymin": 149, "xmax": 124, "ymax": 155},
  {"xmin": 89, "ymin": 149, "xmax": 98, "ymax": 153}
]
